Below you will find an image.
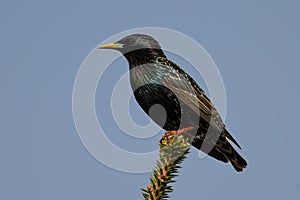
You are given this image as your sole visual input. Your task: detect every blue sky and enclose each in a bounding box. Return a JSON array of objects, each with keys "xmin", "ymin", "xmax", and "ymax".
[{"xmin": 1, "ymin": 1, "xmax": 300, "ymax": 199}]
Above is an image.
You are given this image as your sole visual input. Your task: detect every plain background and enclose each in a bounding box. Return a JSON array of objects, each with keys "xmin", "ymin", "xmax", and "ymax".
[{"xmin": 1, "ymin": 0, "xmax": 300, "ymax": 199}]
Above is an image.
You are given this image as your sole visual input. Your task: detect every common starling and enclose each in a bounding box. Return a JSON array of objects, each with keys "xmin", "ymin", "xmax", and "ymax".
[{"xmin": 99, "ymin": 34, "xmax": 247, "ymax": 172}]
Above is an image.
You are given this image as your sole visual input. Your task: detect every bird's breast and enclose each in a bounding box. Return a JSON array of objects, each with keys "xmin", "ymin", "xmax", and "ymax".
[{"xmin": 132, "ymin": 82, "xmax": 182, "ymax": 131}]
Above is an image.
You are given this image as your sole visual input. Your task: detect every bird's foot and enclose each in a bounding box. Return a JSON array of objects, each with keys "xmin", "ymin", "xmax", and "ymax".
[{"xmin": 160, "ymin": 126, "xmax": 195, "ymax": 145}]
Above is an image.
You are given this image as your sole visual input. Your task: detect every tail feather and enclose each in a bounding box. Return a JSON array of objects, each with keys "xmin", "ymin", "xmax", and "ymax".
[
  {"xmin": 208, "ymin": 148, "xmax": 229, "ymax": 163},
  {"xmin": 227, "ymin": 148, "xmax": 247, "ymax": 172},
  {"xmin": 216, "ymin": 139, "xmax": 247, "ymax": 172},
  {"xmin": 183, "ymin": 128, "xmax": 247, "ymax": 172}
]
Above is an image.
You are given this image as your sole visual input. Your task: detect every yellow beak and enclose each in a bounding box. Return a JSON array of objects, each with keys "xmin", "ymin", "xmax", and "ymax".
[{"xmin": 98, "ymin": 43, "xmax": 124, "ymax": 49}]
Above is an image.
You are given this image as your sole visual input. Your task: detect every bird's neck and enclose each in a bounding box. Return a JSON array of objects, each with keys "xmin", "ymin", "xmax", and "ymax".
[{"xmin": 123, "ymin": 48, "xmax": 166, "ymax": 69}]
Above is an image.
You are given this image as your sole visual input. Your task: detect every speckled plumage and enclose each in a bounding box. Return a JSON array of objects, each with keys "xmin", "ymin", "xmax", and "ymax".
[{"xmin": 100, "ymin": 34, "xmax": 247, "ymax": 172}]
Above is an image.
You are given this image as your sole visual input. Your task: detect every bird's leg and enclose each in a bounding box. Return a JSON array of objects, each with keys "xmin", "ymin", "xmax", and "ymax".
[{"xmin": 160, "ymin": 126, "xmax": 195, "ymax": 145}]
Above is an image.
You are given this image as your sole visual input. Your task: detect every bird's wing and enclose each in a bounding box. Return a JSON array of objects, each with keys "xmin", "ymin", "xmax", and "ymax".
[
  {"xmin": 156, "ymin": 58, "xmax": 242, "ymax": 149},
  {"xmin": 155, "ymin": 58, "xmax": 224, "ymax": 131}
]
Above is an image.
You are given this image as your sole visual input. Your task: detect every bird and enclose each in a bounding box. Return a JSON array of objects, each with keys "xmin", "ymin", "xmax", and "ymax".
[{"xmin": 99, "ymin": 34, "xmax": 247, "ymax": 172}]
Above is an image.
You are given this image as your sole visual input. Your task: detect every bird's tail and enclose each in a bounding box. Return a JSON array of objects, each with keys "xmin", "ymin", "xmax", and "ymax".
[
  {"xmin": 216, "ymin": 139, "xmax": 247, "ymax": 172},
  {"xmin": 183, "ymin": 127, "xmax": 247, "ymax": 172}
]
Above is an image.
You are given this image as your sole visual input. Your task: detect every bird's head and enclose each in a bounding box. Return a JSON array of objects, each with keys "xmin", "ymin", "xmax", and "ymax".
[{"xmin": 98, "ymin": 34, "xmax": 162, "ymax": 54}]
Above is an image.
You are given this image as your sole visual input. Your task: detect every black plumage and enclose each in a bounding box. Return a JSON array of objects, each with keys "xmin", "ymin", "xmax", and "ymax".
[{"xmin": 99, "ymin": 34, "xmax": 247, "ymax": 172}]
